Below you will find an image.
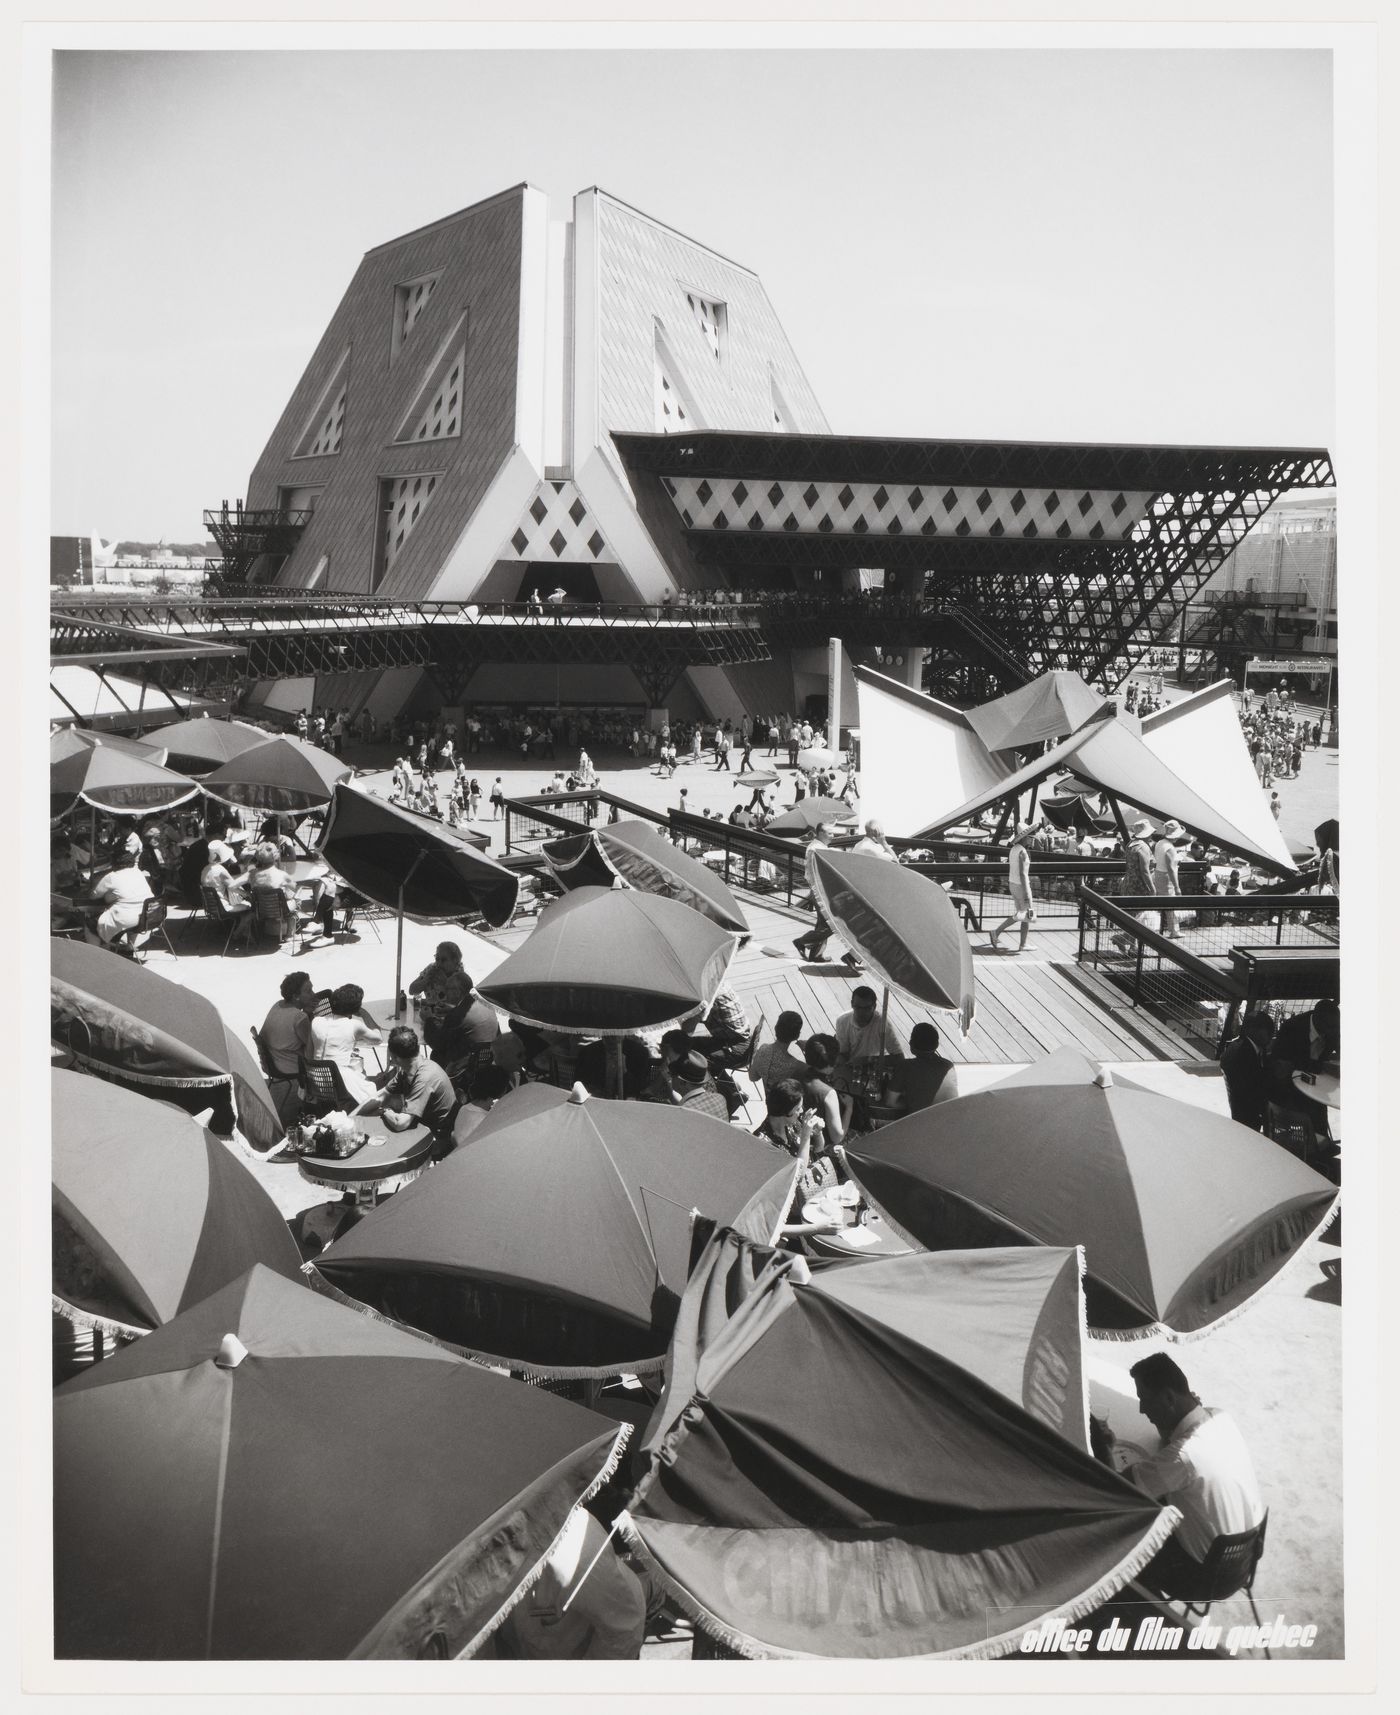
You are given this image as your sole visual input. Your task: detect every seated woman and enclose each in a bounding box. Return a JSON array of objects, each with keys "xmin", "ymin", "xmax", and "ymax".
[
  {"xmin": 89, "ymin": 841, "xmax": 154, "ymax": 948},
  {"xmin": 308, "ymin": 983, "xmax": 383, "ymax": 1107},
  {"xmin": 798, "ymin": 1034, "xmax": 847, "ymax": 1144}
]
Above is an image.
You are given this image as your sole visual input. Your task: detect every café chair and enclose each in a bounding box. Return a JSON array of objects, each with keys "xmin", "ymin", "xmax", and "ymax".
[
  {"xmin": 250, "ymin": 885, "xmax": 313, "ymax": 955},
  {"xmin": 196, "ymin": 885, "xmax": 254, "ymax": 956},
  {"xmin": 114, "ymin": 898, "xmax": 178, "ymax": 964},
  {"xmin": 1175, "ymin": 1514, "xmax": 1270, "ymax": 1645},
  {"xmin": 249, "ymin": 1026, "xmax": 301, "ymax": 1130},
  {"xmin": 298, "ymin": 1055, "xmax": 358, "ymax": 1120}
]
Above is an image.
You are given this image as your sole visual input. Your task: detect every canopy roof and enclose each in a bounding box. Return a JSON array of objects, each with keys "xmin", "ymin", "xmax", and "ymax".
[
  {"xmin": 52, "ymin": 1070, "xmax": 302, "ymax": 1337},
  {"xmin": 844, "ymin": 1048, "xmax": 1338, "ymax": 1338},
  {"xmin": 912, "ymin": 705, "xmax": 1297, "ymax": 871},
  {"xmin": 1139, "ymin": 681, "xmax": 1295, "ymax": 871},
  {"xmin": 318, "ymin": 783, "xmax": 516, "ymax": 927},
  {"xmin": 54, "ymin": 1265, "xmax": 628, "ymax": 1659},
  {"xmin": 852, "ymin": 668, "xmax": 1009, "ymax": 839},
  {"xmin": 315, "ymin": 1081, "xmax": 784, "ymax": 1376},
  {"xmin": 621, "ymin": 1227, "xmax": 1172, "ymax": 1658},
  {"xmin": 966, "ymin": 670, "xmax": 1106, "ymax": 754}
]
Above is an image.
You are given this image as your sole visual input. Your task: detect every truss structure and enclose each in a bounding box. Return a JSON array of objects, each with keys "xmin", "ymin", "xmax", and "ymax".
[
  {"xmin": 613, "ymin": 433, "xmax": 1334, "ymax": 694},
  {"xmin": 203, "ymin": 505, "xmax": 314, "ymax": 585}
]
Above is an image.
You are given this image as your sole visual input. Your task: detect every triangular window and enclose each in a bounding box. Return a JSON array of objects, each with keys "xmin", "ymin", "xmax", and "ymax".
[
  {"xmin": 373, "ymin": 473, "xmax": 439, "ymax": 590},
  {"xmin": 292, "ymin": 350, "xmax": 350, "ymax": 459},
  {"xmin": 394, "ymin": 318, "xmax": 467, "ymax": 444},
  {"xmin": 685, "ymin": 291, "xmax": 726, "ymax": 363},
  {"xmin": 391, "ymin": 272, "xmax": 443, "ymax": 362},
  {"xmin": 654, "ymin": 328, "xmax": 703, "ymax": 436}
]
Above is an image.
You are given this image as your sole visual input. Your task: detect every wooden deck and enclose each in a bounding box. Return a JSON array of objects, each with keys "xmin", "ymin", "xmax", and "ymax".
[{"xmin": 725, "ymin": 897, "xmax": 1208, "ymax": 1064}]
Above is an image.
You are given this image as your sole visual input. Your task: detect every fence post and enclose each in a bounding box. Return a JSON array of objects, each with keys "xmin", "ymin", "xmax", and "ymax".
[{"xmin": 1133, "ymin": 935, "xmax": 1144, "ymax": 1008}]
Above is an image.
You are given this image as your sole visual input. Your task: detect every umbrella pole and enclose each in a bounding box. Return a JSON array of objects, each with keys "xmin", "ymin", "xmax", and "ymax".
[
  {"xmin": 878, "ymin": 985, "xmax": 891, "ymax": 1098},
  {"xmin": 393, "ymin": 850, "xmax": 430, "ymax": 1022},
  {"xmin": 610, "ymin": 1036, "xmax": 624, "ymax": 1099}
]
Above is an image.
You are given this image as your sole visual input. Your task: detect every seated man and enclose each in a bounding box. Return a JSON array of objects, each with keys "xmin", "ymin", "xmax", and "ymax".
[
  {"xmin": 852, "ymin": 818, "xmax": 898, "ymax": 862},
  {"xmin": 834, "ymin": 986, "xmax": 905, "ymax": 1067},
  {"xmin": 428, "ymin": 973, "xmax": 501, "ymax": 1075},
  {"xmin": 667, "ymin": 1049, "xmax": 731, "ymax": 1122},
  {"xmin": 370, "ymin": 1026, "xmax": 460, "ymax": 1160},
  {"xmin": 1109, "ymin": 1354, "xmax": 1265, "ymax": 1600},
  {"xmin": 749, "ymin": 1010, "xmax": 808, "ymax": 1095},
  {"xmin": 408, "ymin": 940, "xmax": 476, "ymax": 1050},
  {"xmin": 688, "ymin": 983, "xmax": 752, "ymax": 1069},
  {"xmin": 895, "ymin": 1022, "xmax": 959, "ymax": 1109},
  {"xmin": 1220, "ymin": 1013, "xmax": 1276, "ymax": 1132},
  {"xmin": 1269, "ymin": 999, "xmax": 1339, "ymax": 1133}
]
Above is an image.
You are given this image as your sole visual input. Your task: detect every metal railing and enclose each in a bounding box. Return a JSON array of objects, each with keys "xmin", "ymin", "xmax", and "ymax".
[
  {"xmin": 1075, "ymin": 884, "xmax": 1339, "ymax": 1054},
  {"xmin": 899, "ymin": 857, "xmax": 1207, "ymax": 935}
]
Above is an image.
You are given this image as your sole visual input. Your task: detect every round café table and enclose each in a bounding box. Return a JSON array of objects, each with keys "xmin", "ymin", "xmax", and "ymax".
[
  {"xmin": 296, "ymin": 1112, "xmax": 433, "ymax": 1205},
  {"xmin": 801, "ymin": 1190, "xmax": 912, "ymax": 1261},
  {"xmin": 1293, "ymin": 1069, "xmax": 1341, "ymax": 1109}
]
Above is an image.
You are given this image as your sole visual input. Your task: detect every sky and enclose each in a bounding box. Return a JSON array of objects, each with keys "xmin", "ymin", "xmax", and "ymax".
[{"xmin": 49, "ymin": 47, "xmax": 1335, "ymax": 540}]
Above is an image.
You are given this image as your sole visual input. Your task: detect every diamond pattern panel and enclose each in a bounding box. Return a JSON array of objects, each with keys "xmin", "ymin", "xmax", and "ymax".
[
  {"xmin": 665, "ymin": 479, "xmax": 1155, "ymax": 541},
  {"xmin": 293, "ymin": 355, "xmax": 350, "ymax": 459},
  {"xmin": 496, "ymin": 480, "xmax": 616, "ymax": 562}
]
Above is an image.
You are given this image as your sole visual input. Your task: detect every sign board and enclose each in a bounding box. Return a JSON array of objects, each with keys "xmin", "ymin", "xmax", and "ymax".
[{"xmin": 1246, "ymin": 658, "xmax": 1332, "ymax": 677}]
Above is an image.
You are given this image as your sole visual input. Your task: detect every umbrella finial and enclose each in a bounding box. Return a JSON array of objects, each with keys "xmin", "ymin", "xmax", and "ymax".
[
  {"xmin": 568, "ymin": 1082, "xmax": 590, "ymax": 1105},
  {"xmin": 215, "ymin": 1332, "xmax": 248, "ymax": 1369},
  {"xmin": 1093, "ymin": 1067, "xmax": 1114, "ymax": 1089}
]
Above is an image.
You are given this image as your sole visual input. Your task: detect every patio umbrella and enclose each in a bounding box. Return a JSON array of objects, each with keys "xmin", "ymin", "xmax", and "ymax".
[
  {"xmin": 732, "ymin": 771, "xmax": 780, "ymax": 788},
  {"xmin": 618, "ymin": 1227, "xmax": 1175, "ymax": 1659},
  {"xmin": 806, "ymin": 846, "xmax": 976, "ymax": 1033},
  {"xmin": 765, "ymin": 796, "xmax": 856, "ymax": 837},
  {"xmin": 201, "ymin": 733, "xmax": 352, "ymax": 815},
  {"xmin": 542, "ymin": 819, "xmax": 748, "ymax": 936},
  {"xmin": 52, "ymin": 1069, "xmax": 302, "ymax": 1341},
  {"xmin": 312, "ymin": 1081, "xmax": 790, "ymax": 1378},
  {"xmin": 318, "ymin": 783, "xmax": 518, "ymax": 1012},
  {"xmin": 50, "ymin": 737, "xmax": 200, "ymax": 822},
  {"xmin": 1039, "ymin": 791, "xmax": 1115, "ymax": 834},
  {"xmin": 50, "ymin": 726, "xmax": 168, "ymax": 766},
  {"xmin": 842, "ymin": 1047, "xmax": 1339, "ymax": 1340},
  {"xmin": 54, "ymin": 1265, "xmax": 630, "ymax": 1659},
  {"xmin": 475, "ymin": 885, "xmax": 737, "ymax": 1037},
  {"xmin": 50, "ymin": 937, "xmax": 283, "ymax": 1151},
  {"xmin": 140, "ymin": 715, "xmax": 267, "ymax": 774}
]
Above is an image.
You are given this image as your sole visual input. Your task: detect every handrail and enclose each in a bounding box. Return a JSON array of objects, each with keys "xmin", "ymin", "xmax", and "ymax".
[{"xmin": 1076, "ymin": 885, "xmax": 1247, "ymax": 996}]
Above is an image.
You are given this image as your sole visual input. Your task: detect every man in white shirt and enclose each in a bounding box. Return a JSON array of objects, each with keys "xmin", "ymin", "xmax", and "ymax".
[
  {"xmin": 834, "ymin": 985, "xmax": 905, "ymax": 1066},
  {"xmin": 852, "ymin": 819, "xmax": 898, "ymax": 861},
  {"xmin": 1108, "ymin": 1354, "xmax": 1264, "ymax": 1598}
]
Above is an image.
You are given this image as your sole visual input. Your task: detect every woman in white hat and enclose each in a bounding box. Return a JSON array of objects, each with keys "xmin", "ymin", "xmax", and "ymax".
[
  {"xmin": 989, "ymin": 819, "xmax": 1043, "ymax": 954},
  {"xmin": 1153, "ymin": 819, "xmax": 1189, "ymax": 940}
]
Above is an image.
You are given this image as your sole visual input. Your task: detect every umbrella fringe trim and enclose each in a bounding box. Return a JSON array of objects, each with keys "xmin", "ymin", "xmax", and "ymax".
[
  {"xmin": 63, "ymin": 1054, "xmax": 227, "ymax": 1094},
  {"xmin": 1095, "ymin": 1191, "xmax": 1341, "ymax": 1347},
  {"xmin": 303, "ymin": 1265, "xmax": 667, "ymax": 1381},
  {"xmin": 50, "ymin": 1294, "xmax": 147, "ymax": 1343},
  {"xmin": 457, "ymin": 1422, "xmax": 632, "ymax": 1659},
  {"xmin": 612, "ymin": 1505, "xmax": 1183, "ymax": 1661}
]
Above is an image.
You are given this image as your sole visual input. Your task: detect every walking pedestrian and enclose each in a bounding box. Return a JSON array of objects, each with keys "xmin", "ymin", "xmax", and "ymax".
[
  {"xmin": 989, "ymin": 821, "xmax": 1043, "ymax": 954},
  {"xmin": 1153, "ymin": 819, "xmax": 1187, "ymax": 940},
  {"xmin": 489, "ymin": 777, "xmax": 505, "ymax": 820}
]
